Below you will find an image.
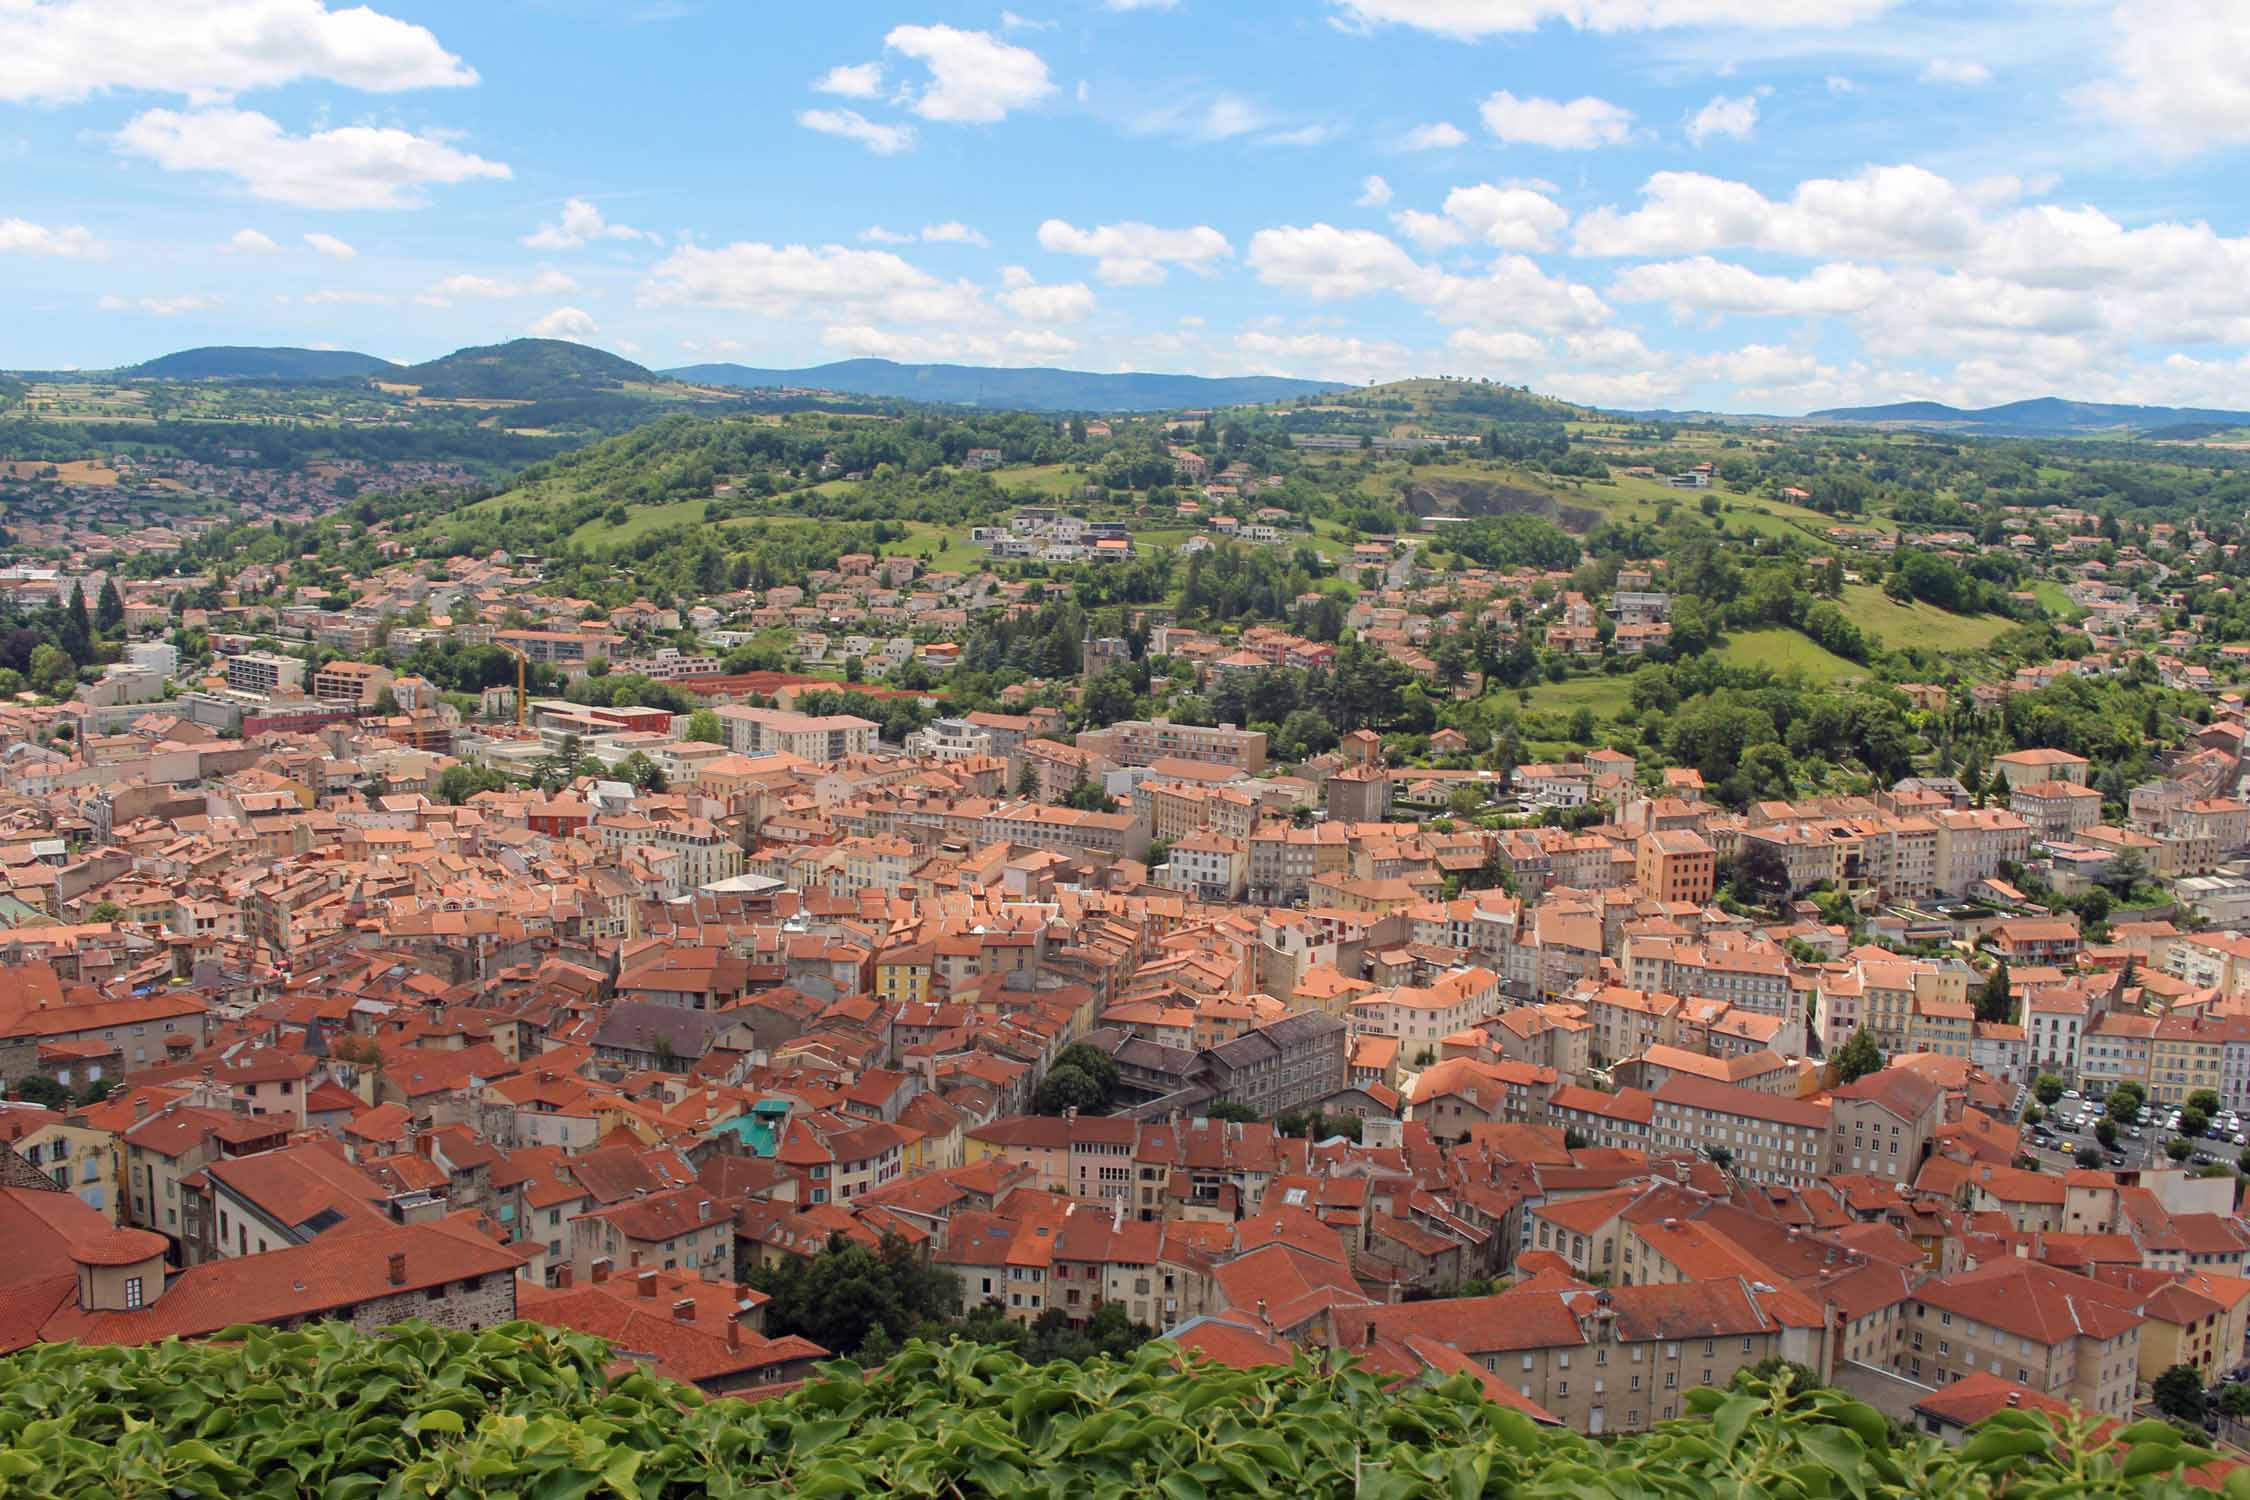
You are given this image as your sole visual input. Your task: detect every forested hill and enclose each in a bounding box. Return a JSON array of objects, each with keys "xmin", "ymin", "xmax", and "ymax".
[
  {"xmin": 119, "ymin": 346, "xmax": 397, "ymax": 381},
  {"xmin": 391, "ymin": 338, "xmax": 665, "ymax": 399},
  {"xmin": 1810, "ymin": 396, "xmax": 2250, "ymax": 436},
  {"xmin": 663, "ymin": 357, "xmax": 1344, "ymax": 412}
]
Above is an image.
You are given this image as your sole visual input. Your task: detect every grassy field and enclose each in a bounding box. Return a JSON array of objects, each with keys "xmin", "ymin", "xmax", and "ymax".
[
  {"xmin": 1519, "ymin": 672, "xmax": 1637, "ymax": 720},
  {"xmin": 900, "ymin": 522, "xmax": 988, "ymax": 572},
  {"xmin": 992, "ymin": 464, "xmax": 1082, "ymax": 497},
  {"xmin": 1720, "ymin": 628, "xmax": 1864, "ymax": 682},
  {"xmin": 567, "ymin": 497, "xmax": 710, "ymax": 546},
  {"xmin": 2031, "ymin": 579, "xmax": 2088, "ymax": 621},
  {"xmin": 1837, "ymin": 584, "xmax": 2014, "ymax": 651}
]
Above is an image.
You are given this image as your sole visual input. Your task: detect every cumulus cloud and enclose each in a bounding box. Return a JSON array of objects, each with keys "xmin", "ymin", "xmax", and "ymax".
[
  {"xmin": 1328, "ymin": 0, "xmax": 1896, "ymax": 38},
  {"xmin": 2076, "ymin": 0, "xmax": 2250, "ymax": 154},
  {"xmin": 1609, "ymin": 255, "xmax": 1887, "ymax": 315},
  {"xmin": 1440, "ymin": 183, "xmax": 1571, "ymax": 251},
  {"xmin": 528, "ymin": 306, "xmax": 599, "ymax": 340},
  {"xmin": 114, "ymin": 107, "xmax": 508, "ymax": 210},
  {"xmin": 1247, "ymin": 222, "xmax": 1610, "ymax": 335},
  {"xmin": 1446, "ymin": 329, "xmax": 1547, "ymax": 364},
  {"xmin": 1, "ymin": 217, "xmax": 104, "ymax": 257},
  {"xmin": 883, "ymin": 23, "xmax": 1054, "ymax": 123},
  {"xmin": 997, "ymin": 269, "xmax": 1096, "ymax": 322},
  {"xmin": 224, "ymin": 227, "xmax": 278, "ymax": 253},
  {"xmin": 1479, "ymin": 91, "xmax": 1633, "ymax": 148},
  {"xmin": 1401, "ymin": 121, "xmax": 1468, "ymax": 150},
  {"xmin": 1036, "ymin": 219, "xmax": 1232, "ymax": 284},
  {"xmin": 798, "ymin": 108, "xmax": 916, "ymax": 154},
  {"xmin": 1392, "ymin": 210, "xmax": 1466, "ymax": 251},
  {"xmin": 522, "ymin": 197, "xmax": 656, "ymax": 250},
  {"xmin": 1571, "ymin": 164, "xmax": 1988, "ymax": 259},
  {"xmin": 1232, "ymin": 331, "xmax": 1414, "ymax": 383},
  {"xmin": 812, "ymin": 61, "xmax": 883, "ymax": 97},
  {"xmin": 921, "ymin": 221, "xmax": 989, "ymax": 246},
  {"xmin": 1686, "ymin": 94, "xmax": 1757, "ymax": 145},
  {"xmin": 297, "ymin": 288, "xmax": 386, "ymax": 303},
  {"xmin": 0, "ymin": 0, "xmax": 475, "ymax": 104},
  {"xmin": 303, "ymin": 231, "xmax": 356, "ymax": 259},
  {"xmin": 1356, "ymin": 175, "xmax": 1393, "ymax": 207},
  {"xmin": 642, "ymin": 240, "xmax": 985, "ymax": 325}
]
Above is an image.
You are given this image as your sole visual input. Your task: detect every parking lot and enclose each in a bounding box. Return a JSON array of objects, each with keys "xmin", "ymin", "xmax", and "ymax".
[{"xmin": 2024, "ymin": 1090, "xmax": 2246, "ymax": 1174}]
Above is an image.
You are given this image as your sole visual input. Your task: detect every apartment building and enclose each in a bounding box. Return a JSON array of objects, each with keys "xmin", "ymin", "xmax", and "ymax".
[
  {"xmin": 1827, "ymin": 1067, "xmax": 1943, "ymax": 1182},
  {"xmin": 1903, "ymin": 1261, "xmax": 2141, "ymax": 1419},
  {"xmin": 310, "ymin": 659, "xmax": 394, "ymax": 706},
  {"xmin": 1076, "ymin": 719, "xmax": 1268, "ymax": 774},
  {"xmin": 1648, "ymin": 1077, "xmax": 1831, "ymax": 1187},
  {"xmin": 715, "ymin": 707, "xmax": 880, "ymax": 765},
  {"xmin": 224, "ymin": 651, "xmax": 305, "ymax": 697},
  {"xmin": 1634, "ymin": 829, "xmax": 1716, "ymax": 906}
]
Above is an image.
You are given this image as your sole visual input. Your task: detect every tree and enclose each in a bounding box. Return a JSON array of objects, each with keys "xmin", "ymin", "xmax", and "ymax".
[
  {"xmin": 1206, "ymin": 1101, "xmax": 1260, "ymax": 1123},
  {"xmin": 2168, "ymin": 1136, "xmax": 2195, "ymax": 1161},
  {"xmin": 437, "ymin": 764, "xmax": 512, "ymax": 805},
  {"xmin": 2153, "ymin": 1364, "xmax": 2208, "ymax": 1424},
  {"xmin": 749, "ymin": 1232, "xmax": 959, "ymax": 1357},
  {"xmin": 2182, "ymin": 1107, "xmax": 2211, "ymax": 1140},
  {"xmin": 1727, "ymin": 843, "xmax": 1792, "ymax": 906},
  {"xmin": 95, "ymin": 577, "xmax": 124, "ymax": 634},
  {"xmin": 2108, "ymin": 1088, "xmax": 2144, "ymax": 1124},
  {"xmin": 60, "ymin": 582, "xmax": 90, "ymax": 662},
  {"xmin": 1016, "ymin": 760, "xmax": 1039, "ymax": 797},
  {"xmin": 2100, "ymin": 848, "xmax": 2152, "ymax": 898},
  {"xmin": 2034, "ymin": 1073, "xmax": 2065, "ymax": 1106},
  {"xmin": 1050, "ymin": 1043, "xmax": 1120, "ymax": 1102},
  {"xmin": 1975, "ymin": 960, "xmax": 2013, "ymax": 1024},
  {"xmin": 1031, "ymin": 1065, "xmax": 1104, "ymax": 1116},
  {"xmin": 2075, "ymin": 1146, "xmax": 2104, "ymax": 1168},
  {"xmin": 87, "ymin": 899, "xmax": 124, "ymax": 924},
  {"xmin": 12, "ymin": 1074, "xmax": 69, "ymax": 1108},
  {"xmin": 1834, "ymin": 1028, "xmax": 1886, "ymax": 1084},
  {"xmin": 684, "ymin": 709, "xmax": 724, "ymax": 744},
  {"xmin": 1563, "ymin": 1126, "xmax": 1589, "ymax": 1150},
  {"xmin": 2220, "ymin": 1382, "xmax": 2250, "ymax": 1420},
  {"xmin": 2190, "ymin": 1089, "xmax": 2221, "ymax": 1118},
  {"xmin": 2097, "ymin": 1119, "xmax": 2119, "ymax": 1148},
  {"xmin": 1706, "ymin": 1146, "xmax": 1734, "ymax": 1170},
  {"xmin": 28, "ymin": 643, "xmax": 74, "ymax": 695}
]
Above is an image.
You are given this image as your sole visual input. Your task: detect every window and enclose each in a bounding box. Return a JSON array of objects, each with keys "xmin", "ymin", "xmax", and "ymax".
[{"xmin": 124, "ymin": 1276, "xmax": 143, "ymax": 1309}]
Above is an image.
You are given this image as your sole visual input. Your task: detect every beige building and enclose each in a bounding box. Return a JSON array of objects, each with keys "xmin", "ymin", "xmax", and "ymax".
[
  {"xmin": 1903, "ymin": 1261, "xmax": 2141, "ymax": 1420},
  {"xmin": 1827, "ymin": 1066, "xmax": 1943, "ymax": 1182}
]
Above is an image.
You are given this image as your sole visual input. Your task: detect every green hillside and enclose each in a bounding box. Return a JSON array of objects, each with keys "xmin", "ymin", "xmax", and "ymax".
[
  {"xmin": 390, "ymin": 338, "xmax": 664, "ymax": 399},
  {"xmin": 0, "ymin": 1320, "xmax": 2222, "ymax": 1499},
  {"xmin": 122, "ymin": 346, "xmax": 398, "ymax": 381}
]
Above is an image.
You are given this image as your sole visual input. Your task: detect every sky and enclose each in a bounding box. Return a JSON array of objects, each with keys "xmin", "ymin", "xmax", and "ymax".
[{"xmin": 5, "ymin": 0, "xmax": 2250, "ymax": 414}]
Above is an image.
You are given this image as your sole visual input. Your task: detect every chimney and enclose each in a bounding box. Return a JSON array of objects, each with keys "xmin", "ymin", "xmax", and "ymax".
[
  {"xmin": 638, "ymin": 1269, "xmax": 658, "ymax": 1299},
  {"xmin": 592, "ymin": 1261, "xmax": 610, "ymax": 1283},
  {"xmin": 727, "ymin": 1319, "xmax": 742, "ymax": 1351},
  {"xmin": 673, "ymin": 1298, "xmax": 695, "ymax": 1322},
  {"xmin": 387, "ymin": 1251, "xmax": 406, "ymax": 1287},
  {"xmin": 1255, "ymin": 1298, "xmax": 1268, "ymax": 1322},
  {"xmin": 1364, "ymin": 1319, "xmax": 1377, "ymax": 1346},
  {"xmin": 2004, "ymin": 1392, "xmax": 2020, "ymax": 1408},
  {"xmin": 556, "ymin": 1266, "xmax": 574, "ymax": 1289}
]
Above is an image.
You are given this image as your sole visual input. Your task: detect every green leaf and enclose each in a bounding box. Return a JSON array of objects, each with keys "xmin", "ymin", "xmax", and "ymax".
[{"xmin": 1712, "ymin": 1394, "xmax": 1760, "ymax": 1456}]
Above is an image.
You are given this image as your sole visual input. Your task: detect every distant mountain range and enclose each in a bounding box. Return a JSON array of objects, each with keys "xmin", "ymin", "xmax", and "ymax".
[
  {"xmin": 1807, "ymin": 396, "xmax": 2250, "ymax": 437},
  {"xmin": 665, "ymin": 358, "xmax": 1345, "ymax": 412},
  {"xmin": 122, "ymin": 346, "xmax": 397, "ymax": 381}
]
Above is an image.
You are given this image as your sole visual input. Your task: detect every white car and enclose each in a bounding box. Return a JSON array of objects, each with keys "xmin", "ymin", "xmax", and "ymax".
[
  {"xmin": 2063, "ymin": 1090, "xmax": 2082, "ymax": 1101},
  {"xmin": 2234, "ymin": 1132, "xmax": 2246, "ymax": 1146}
]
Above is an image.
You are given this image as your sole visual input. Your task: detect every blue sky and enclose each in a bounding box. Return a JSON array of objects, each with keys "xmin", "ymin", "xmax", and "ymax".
[{"xmin": 5, "ymin": 0, "xmax": 2249, "ymax": 413}]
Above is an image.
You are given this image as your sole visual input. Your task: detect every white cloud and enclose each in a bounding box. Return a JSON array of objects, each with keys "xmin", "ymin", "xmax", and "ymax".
[
  {"xmin": 302, "ymin": 231, "xmax": 356, "ymax": 259},
  {"xmin": 1609, "ymin": 255, "xmax": 1887, "ymax": 314},
  {"xmin": 0, "ymin": 217, "xmax": 104, "ymax": 257},
  {"xmin": 1328, "ymin": 0, "xmax": 1896, "ymax": 39},
  {"xmin": 1000, "ymin": 11, "xmax": 1055, "ymax": 30},
  {"xmin": 528, "ymin": 306, "xmax": 599, "ymax": 340},
  {"xmin": 1392, "ymin": 209, "xmax": 1466, "ymax": 251},
  {"xmin": 1401, "ymin": 121, "xmax": 1469, "ymax": 150},
  {"xmin": 522, "ymin": 197, "xmax": 656, "ymax": 250},
  {"xmin": 1479, "ymin": 90, "xmax": 1633, "ymax": 148},
  {"xmin": 998, "ymin": 274, "xmax": 1096, "ymax": 322},
  {"xmin": 416, "ymin": 270, "xmax": 577, "ymax": 305},
  {"xmin": 1232, "ymin": 331, "xmax": 1414, "ymax": 383},
  {"xmin": 921, "ymin": 221, "xmax": 989, "ymax": 246},
  {"xmin": 814, "ymin": 323, "xmax": 1059, "ymax": 361},
  {"xmin": 678, "ymin": 337, "xmax": 748, "ymax": 355},
  {"xmin": 0, "ymin": 0, "xmax": 475, "ymax": 104},
  {"xmin": 798, "ymin": 108, "xmax": 917, "ymax": 155},
  {"xmin": 1246, "ymin": 223, "xmax": 1429, "ymax": 300},
  {"xmin": 1440, "ymin": 182, "xmax": 1571, "ymax": 251},
  {"xmin": 1105, "ymin": 0, "xmax": 1178, "ymax": 8},
  {"xmin": 860, "ymin": 226, "xmax": 916, "ymax": 245},
  {"xmin": 812, "ymin": 61, "xmax": 883, "ymax": 97},
  {"xmin": 223, "ymin": 227, "xmax": 278, "ymax": 253},
  {"xmin": 1572, "ymin": 164, "xmax": 1987, "ymax": 259},
  {"xmin": 642, "ymin": 240, "xmax": 985, "ymax": 324},
  {"xmin": 2077, "ymin": 0, "xmax": 2250, "ymax": 154},
  {"xmin": 1037, "ymin": 219, "xmax": 1232, "ymax": 284},
  {"xmin": 297, "ymin": 288, "xmax": 386, "ymax": 304},
  {"xmin": 1824, "ymin": 74, "xmax": 1860, "ymax": 93},
  {"xmin": 98, "ymin": 292, "xmax": 212, "ymax": 315},
  {"xmin": 1920, "ymin": 58, "xmax": 1992, "ymax": 85},
  {"xmin": 114, "ymin": 107, "xmax": 508, "ymax": 210},
  {"xmin": 883, "ymin": 23, "xmax": 1054, "ymax": 123},
  {"xmin": 1686, "ymin": 93, "xmax": 1757, "ymax": 145},
  {"xmin": 1357, "ymin": 174, "xmax": 1393, "ymax": 207},
  {"xmin": 1006, "ymin": 329, "xmax": 1078, "ymax": 356},
  {"xmin": 1446, "ymin": 329, "xmax": 1547, "ymax": 365}
]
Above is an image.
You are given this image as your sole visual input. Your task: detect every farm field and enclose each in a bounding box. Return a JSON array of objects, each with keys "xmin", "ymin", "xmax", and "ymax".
[
  {"xmin": 1520, "ymin": 672, "xmax": 1637, "ymax": 720},
  {"xmin": 567, "ymin": 497, "xmax": 709, "ymax": 546},
  {"xmin": 1836, "ymin": 585, "xmax": 2015, "ymax": 652},
  {"xmin": 992, "ymin": 463, "xmax": 1083, "ymax": 497}
]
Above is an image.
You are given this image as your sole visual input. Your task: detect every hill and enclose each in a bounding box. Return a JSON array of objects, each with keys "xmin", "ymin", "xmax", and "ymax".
[
  {"xmin": 122, "ymin": 346, "xmax": 397, "ymax": 381},
  {"xmin": 663, "ymin": 357, "xmax": 1343, "ymax": 412},
  {"xmin": 392, "ymin": 338, "xmax": 664, "ymax": 400},
  {"xmin": 1808, "ymin": 395, "xmax": 2250, "ymax": 437}
]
